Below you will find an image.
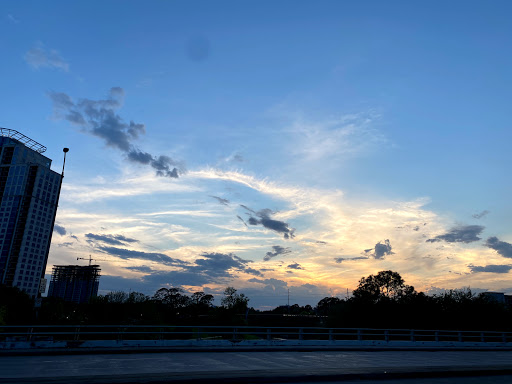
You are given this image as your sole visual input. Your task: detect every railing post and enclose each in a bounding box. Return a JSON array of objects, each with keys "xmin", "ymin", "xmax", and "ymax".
[
  {"xmin": 410, "ymin": 330, "xmax": 415, "ymax": 342},
  {"xmin": 233, "ymin": 327, "xmax": 237, "ymax": 340},
  {"xmin": 74, "ymin": 326, "xmax": 80, "ymax": 341},
  {"xmin": 480, "ymin": 332, "xmax": 485, "ymax": 343},
  {"xmin": 503, "ymin": 333, "xmax": 507, "ymax": 343},
  {"xmin": 196, "ymin": 327, "xmax": 202, "ymax": 341},
  {"xmin": 435, "ymin": 331, "xmax": 439, "ymax": 342},
  {"xmin": 299, "ymin": 328, "xmax": 303, "ymax": 340},
  {"xmin": 384, "ymin": 330, "xmax": 389, "ymax": 342},
  {"xmin": 27, "ymin": 327, "xmax": 33, "ymax": 341},
  {"xmin": 357, "ymin": 329, "xmax": 362, "ymax": 341},
  {"xmin": 458, "ymin": 331, "xmax": 463, "ymax": 342},
  {"xmin": 329, "ymin": 329, "xmax": 333, "ymax": 341},
  {"xmin": 267, "ymin": 328, "xmax": 271, "ymax": 341}
]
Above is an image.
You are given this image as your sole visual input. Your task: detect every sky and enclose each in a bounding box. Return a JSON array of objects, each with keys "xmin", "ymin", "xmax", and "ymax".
[{"xmin": 1, "ymin": 0, "xmax": 512, "ymax": 309}]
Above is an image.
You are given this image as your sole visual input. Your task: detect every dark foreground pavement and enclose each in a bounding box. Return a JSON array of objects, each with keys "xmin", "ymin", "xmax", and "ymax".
[{"xmin": 1, "ymin": 350, "xmax": 512, "ymax": 383}]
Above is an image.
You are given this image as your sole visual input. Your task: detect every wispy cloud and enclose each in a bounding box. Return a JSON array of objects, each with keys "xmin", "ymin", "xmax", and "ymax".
[
  {"xmin": 426, "ymin": 225, "xmax": 485, "ymax": 244},
  {"xmin": 25, "ymin": 43, "xmax": 69, "ymax": 71}
]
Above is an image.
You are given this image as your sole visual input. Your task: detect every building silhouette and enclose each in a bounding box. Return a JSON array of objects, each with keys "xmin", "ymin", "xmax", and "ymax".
[
  {"xmin": 0, "ymin": 128, "xmax": 63, "ymax": 298},
  {"xmin": 48, "ymin": 265, "xmax": 100, "ymax": 303}
]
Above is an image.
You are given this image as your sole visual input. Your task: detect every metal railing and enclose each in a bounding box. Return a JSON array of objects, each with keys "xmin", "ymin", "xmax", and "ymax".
[{"xmin": 1, "ymin": 325, "xmax": 511, "ymax": 344}]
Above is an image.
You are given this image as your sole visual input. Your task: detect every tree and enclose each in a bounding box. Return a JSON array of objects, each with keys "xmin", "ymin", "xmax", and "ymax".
[
  {"xmin": 221, "ymin": 287, "xmax": 249, "ymax": 312},
  {"xmin": 191, "ymin": 291, "xmax": 214, "ymax": 307},
  {"xmin": 153, "ymin": 287, "xmax": 190, "ymax": 309},
  {"xmin": 352, "ymin": 270, "xmax": 416, "ymax": 303}
]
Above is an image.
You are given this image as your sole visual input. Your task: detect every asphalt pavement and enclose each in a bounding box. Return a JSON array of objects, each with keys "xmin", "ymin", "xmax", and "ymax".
[{"xmin": 1, "ymin": 350, "xmax": 512, "ymax": 383}]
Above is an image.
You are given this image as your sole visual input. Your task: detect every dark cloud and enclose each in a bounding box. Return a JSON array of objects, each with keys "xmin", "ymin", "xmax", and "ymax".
[
  {"xmin": 127, "ymin": 151, "xmax": 182, "ymax": 178},
  {"xmin": 287, "ymin": 262, "xmax": 304, "ymax": 270},
  {"xmin": 247, "ymin": 278, "xmax": 288, "ymax": 290},
  {"xmin": 472, "ymin": 210, "xmax": 490, "ymax": 219},
  {"xmin": 48, "ymin": 88, "xmax": 183, "ymax": 178},
  {"xmin": 364, "ymin": 239, "xmax": 394, "ymax": 259},
  {"xmin": 237, "ymin": 215, "xmax": 248, "ymax": 227},
  {"xmin": 485, "ymin": 237, "xmax": 512, "ymax": 258},
  {"xmin": 244, "ymin": 267, "xmax": 264, "ymax": 277},
  {"xmin": 334, "ymin": 256, "xmax": 368, "ymax": 263},
  {"xmin": 210, "ymin": 196, "xmax": 229, "ymax": 206},
  {"xmin": 316, "ymin": 241, "xmax": 327, "ymax": 244},
  {"xmin": 426, "ymin": 225, "xmax": 485, "ymax": 244},
  {"xmin": 468, "ymin": 264, "xmax": 512, "ymax": 274},
  {"xmin": 247, "ymin": 209, "xmax": 295, "ymax": 239},
  {"xmin": 53, "ymin": 224, "xmax": 66, "ymax": 236},
  {"xmin": 98, "ymin": 246, "xmax": 188, "ymax": 266},
  {"xmin": 264, "ymin": 245, "xmax": 291, "ymax": 261},
  {"xmin": 70, "ymin": 235, "xmax": 79, "ymax": 240},
  {"xmin": 57, "ymin": 242, "xmax": 73, "ymax": 248},
  {"xmin": 240, "ymin": 204, "xmax": 256, "ymax": 214},
  {"xmin": 86, "ymin": 233, "xmax": 138, "ymax": 246}
]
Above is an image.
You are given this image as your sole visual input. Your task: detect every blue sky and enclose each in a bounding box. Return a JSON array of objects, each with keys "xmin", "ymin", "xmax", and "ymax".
[{"xmin": 2, "ymin": 1, "xmax": 512, "ymax": 309}]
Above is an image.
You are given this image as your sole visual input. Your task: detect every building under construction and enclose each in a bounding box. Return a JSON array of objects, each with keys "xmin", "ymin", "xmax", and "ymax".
[{"xmin": 47, "ymin": 265, "xmax": 100, "ymax": 303}]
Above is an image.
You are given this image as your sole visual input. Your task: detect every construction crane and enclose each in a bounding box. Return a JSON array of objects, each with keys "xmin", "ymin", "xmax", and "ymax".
[{"xmin": 77, "ymin": 255, "xmax": 124, "ymax": 266}]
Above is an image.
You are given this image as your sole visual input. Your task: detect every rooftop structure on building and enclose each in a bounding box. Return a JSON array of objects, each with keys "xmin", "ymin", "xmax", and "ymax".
[
  {"xmin": 0, "ymin": 128, "xmax": 64, "ymax": 298},
  {"xmin": 48, "ymin": 265, "xmax": 100, "ymax": 303}
]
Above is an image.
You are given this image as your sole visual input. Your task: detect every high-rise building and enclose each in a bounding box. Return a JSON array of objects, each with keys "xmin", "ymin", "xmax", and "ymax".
[
  {"xmin": 48, "ymin": 265, "xmax": 100, "ymax": 303},
  {"xmin": 0, "ymin": 128, "xmax": 63, "ymax": 298}
]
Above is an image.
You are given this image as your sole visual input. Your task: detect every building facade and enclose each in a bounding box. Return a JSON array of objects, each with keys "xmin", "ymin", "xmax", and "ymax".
[
  {"xmin": 48, "ymin": 265, "xmax": 100, "ymax": 303},
  {"xmin": 0, "ymin": 128, "xmax": 62, "ymax": 298}
]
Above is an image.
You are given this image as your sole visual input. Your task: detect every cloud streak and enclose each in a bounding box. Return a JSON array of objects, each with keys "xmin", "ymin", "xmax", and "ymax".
[
  {"xmin": 264, "ymin": 245, "xmax": 291, "ymax": 261},
  {"xmin": 25, "ymin": 43, "xmax": 69, "ymax": 71},
  {"xmin": 485, "ymin": 237, "xmax": 512, "ymax": 259}
]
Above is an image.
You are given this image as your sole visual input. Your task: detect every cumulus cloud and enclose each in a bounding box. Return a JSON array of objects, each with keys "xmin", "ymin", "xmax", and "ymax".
[
  {"xmin": 53, "ymin": 224, "xmax": 66, "ymax": 236},
  {"xmin": 472, "ymin": 210, "xmax": 490, "ymax": 219},
  {"xmin": 85, "ymin": 233, "xmax": 139, "ymax": 246},
  {"xmin": 210, "ymin": 196, "xmax": 229, "ymax": 206},
  {"xmin": 48, "ymin": 88, "xmax": 184, "ymax": 178},
  {"xmin": 264, "ymin": 245, "xmax": 291, "ymax": 261},
  {"xmin": 25, "ymin": 43, "xmax": 69, "ymax": 71},
  {"xmin": 245, "ymin": 208, "xmax": 295, "ymax": 239},
  {"xmin": 364, "ymin": 239, "xmax": 394, "ymax": 259},
  {"xmin": 426, "ymin": 225, "xmax": 485, "ymax": 244},
  {"xmin": 334, "ymin": 256, "xmax": 368, "ymax": 263},
  {"xmin": 485, "ymin": 237, "xmax": 512, "ymax": 259},
  {"xmin": 468, "ymin": 264, "xmax": 512, "ymax": 274}
]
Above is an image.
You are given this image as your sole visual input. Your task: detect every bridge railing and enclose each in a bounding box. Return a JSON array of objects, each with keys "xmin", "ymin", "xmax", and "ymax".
[{"xmin": 1, "ymin": 325, "xmax": 511, "ymax": 343}]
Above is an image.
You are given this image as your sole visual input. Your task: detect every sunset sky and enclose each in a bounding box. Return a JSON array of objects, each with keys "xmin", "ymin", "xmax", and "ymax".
[{"xmin": 2, "ymin": 1, "xmax": 512, "ymax": 309}]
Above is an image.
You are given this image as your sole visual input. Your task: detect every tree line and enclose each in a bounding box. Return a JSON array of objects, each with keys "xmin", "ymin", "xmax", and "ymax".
[{"xmin": 1, "ymin": 270, "xmax": 512, "ymax": 331}]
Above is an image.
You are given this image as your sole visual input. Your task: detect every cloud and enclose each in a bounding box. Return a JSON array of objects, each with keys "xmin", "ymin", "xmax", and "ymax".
[
  {"xmin": 364, "ymin": 239, "xmax": 394, "ymax": 259},
  {"xmin": 210, "ymin": 196, "xmax": 229, "ymax": 206},
  {"xmin": 98, "ymin": 246, "xmax": 188, "ymax": 266},
  {"xmin": 287, "ymin": 262, "xmax": 304, "ymax": 270},
  {"xmin": 334, "ymin": 256, "xmax": 368, "ymax": 263},
  {"xmin": 7, "ymin": 14, "xmax": 19, "ymax": 23},
  {"xmin": 264, "ymin": 245, "xmax": 291, "ymax": 261},
  {"xmin": 247, "ymin": 208, "xmax": 295, "ymax": 239},
  {"xmin": 236, "ymin": 215, "xmax": 248, "ymax": 227},
  {"xmin": 468, "ymin": 264, "xmax": 512, "ymax": 274},
  {"xmin": 186, "ymin": 252, "xmax": 256, "ymax": 278},
  {"xmin": 426, "ymin": 225, "xmax": 485, "ymax": 244},
  {"xmin": 57, "ymin": 242, "xmax": 74, "ymax": 248},
  {"xmin": 53, "ymin": 224, "xmax": 66, "ymax": 236},
  {"xmin": 48, "ymin": 88, "xmax": 184, "ymax": 178},
  {"xmin": 85, "ymin": 233, "xmax": 139, "ymax": 246},
  {"xmin": 472, "ymin": 210, "xmax": 490, "ymax": 219},
  {"xmin": 125, "ymin": 265, "xmax": 154, "ymax": 273},
  {"xmin": 485, "ymin": 237, "xmax": 512, "ymax": 259},
  {"xmin": 25, "ymin": 43, "xmax": 69, "ymax": 71}
]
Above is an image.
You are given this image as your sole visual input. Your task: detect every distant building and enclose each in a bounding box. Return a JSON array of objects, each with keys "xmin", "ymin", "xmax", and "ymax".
[
  {"xmin": 48, "ymin": 265, "xmax": 101, "ymax": 303},
  {"xmin": 0, "ymin": 128, "xmax": 63, "ymax": 298}
]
